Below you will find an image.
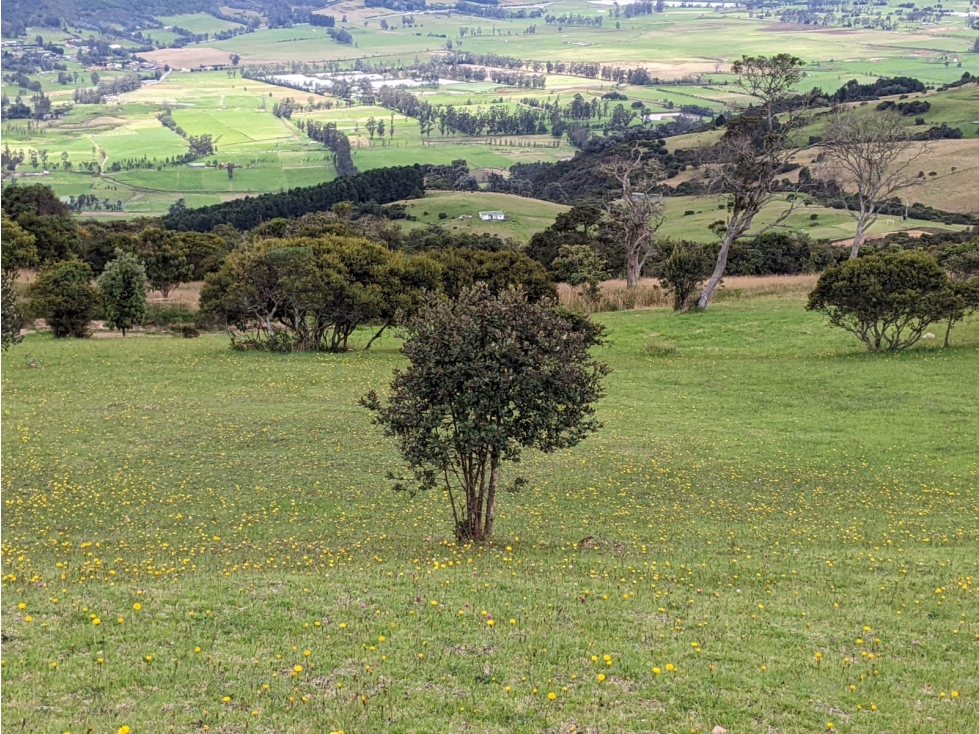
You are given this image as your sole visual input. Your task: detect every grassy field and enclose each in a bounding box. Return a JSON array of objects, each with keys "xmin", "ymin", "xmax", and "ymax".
[
  {"xmin": 396, "ymin": 190, "xmax": 966, "ymax": 243},
  {"xmin": 2, "ymin": 296, "xmax": 978, "ymax": 733},
  {"xmin": 399, "ymin": 191, "xmax": 570, "ymax": 241}
]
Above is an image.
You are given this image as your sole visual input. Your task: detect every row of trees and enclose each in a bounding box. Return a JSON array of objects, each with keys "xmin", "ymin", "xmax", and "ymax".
[
  {"xmin": 162, "ymin": 165, "xmax": 425, "ymax": 232},
  {"xmin": 295, "ymin": 119, "xmax": 357, "ymax": 176}
]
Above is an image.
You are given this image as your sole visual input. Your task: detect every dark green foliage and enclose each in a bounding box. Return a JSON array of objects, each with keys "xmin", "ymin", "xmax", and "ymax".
[
  {"xmin": 654, "ymin": 240, "xmax": 714, "ymax": 311},
  {"xmin": 361, "ymin": 285, "xmax": 609, "ymax": 541},
  {"xmin": 97, "ymin": 252, "xmax": 148, "ymax": 336},
  {"xmin": 939, "ymin": 238, "xmax": 979, "ymax": 282},
  {"xmin": 399, "ymin": 227, "xmax": 515, "ymax": 254},
  {"xmin": 176, "ymin": 232, "xmax": 231, "ymax": 280},
  {"xmin": 552, "ymin": 244, "xmax": 609, "ymax": 312},
  {"xmin": 527, "ymin": 203, "xmax": 623, "ymax": 274},
  {"xmin": 806, "ymin": 251, "xmax": 960, "ymax": 352},
  {"xmin": 162, "ymin": 166, "xmax": 426, "ymax": 232},
  {"xmin": 1, "ymin": 211, "xmax": 38, "ymax": 275},
  {"xmin": 1, "ymin": 273, "xmax": 24, "ymax": 351},
  {"xmin": 138, "ymin": 228, "xmax": 192, "ymax": 298},
  {"xmin": 830, "ymin": 76, "xmax": 926, "ymax": 103},
  {"xmin": 1, "ymin": 183, "xmax": 68, "ymax": 218},
  {"xmin": 200, "ymin": 235, "xmax": 440, "ymax": 352},
  {"xmin": 10, "ymin": 212, "xmax": 81, "ymax": 264},
  {"xmin": 727, "ymin": 232, "xmax": 822, "ymax": 276},
  {"xmin": 423, "ymin": 249, "xmax": 556, "ymax": 303},
  {"xmin": 28, "ymin": 259, "xmax": 100, "ymax": 338}
]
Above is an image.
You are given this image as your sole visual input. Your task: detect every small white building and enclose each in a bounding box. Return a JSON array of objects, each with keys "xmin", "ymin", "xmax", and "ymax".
[{"xmin": 478, "ymin": 211, "xmax": 506, "ymax": 221}]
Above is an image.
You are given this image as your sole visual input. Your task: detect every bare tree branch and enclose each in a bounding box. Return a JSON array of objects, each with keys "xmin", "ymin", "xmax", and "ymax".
[
  {"xmin": 599, "ymin": 143, "xmax": 665, "ymax": 287},
  {"xmin": 819, "ymin": 107, "xmax": 927, "ymax": 259},
  {"xmin": 698, "ymin": 54, "xmax": 808, "ymax": 310}
]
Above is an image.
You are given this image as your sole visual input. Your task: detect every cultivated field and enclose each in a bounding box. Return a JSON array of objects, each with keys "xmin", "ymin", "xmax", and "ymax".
[
  {"xmin": 3, "ymin": 0, "xmax": 978, "ymax": 216},
  {"xmin": 3, "ymin": 297, "xmax": 978, "ymax": 733}
]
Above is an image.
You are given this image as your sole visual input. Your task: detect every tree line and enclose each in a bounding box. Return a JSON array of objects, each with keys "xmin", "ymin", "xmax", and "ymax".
[
  {"xmin": 162, "ymin": 165, "xmax": 425, "ymax": 232},
  {"xmin": 295, "ymin": 119, "xmax": 357, "ymax": 177}
]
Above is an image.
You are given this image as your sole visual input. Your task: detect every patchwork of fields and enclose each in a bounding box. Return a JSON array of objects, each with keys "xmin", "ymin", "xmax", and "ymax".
[{"xmin": 3, "ymin": 0, "xmax": 978, "ymax": 217}]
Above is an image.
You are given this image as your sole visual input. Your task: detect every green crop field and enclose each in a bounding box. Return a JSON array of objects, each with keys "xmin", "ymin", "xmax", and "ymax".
[
  {"xmin": 4, "ymin": 0, "xmax": 978, "ymax": 217},
  {"xmin": 3, "ymin": 297, "xmax": 978, "ymax": 733}
]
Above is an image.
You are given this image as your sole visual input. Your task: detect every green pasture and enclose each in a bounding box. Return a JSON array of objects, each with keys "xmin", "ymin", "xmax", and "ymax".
[
  {"xmin": 2, "ymin": 296, "xmax": 978, "ymax": 733},
  {"xmin": 399, "ymin": 191, "xmax": 571, "ymax": 241},
  {"xmin": 157, "ymin": 13, "xmax": 245, "ymax": 35},
  {"xmin": 658, "ymin": 195, "xmax": 966, "ymax": 243}
]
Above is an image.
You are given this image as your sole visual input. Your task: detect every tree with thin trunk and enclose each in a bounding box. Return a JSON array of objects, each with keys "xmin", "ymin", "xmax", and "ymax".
[
  {"xmin": 138, "ymin": 228, "xmax": 192, "ymax": 299},
  {"xmin": 698, "ymin": 54, "xmax": 807, "ymax": 310},
  {"xmin": 599, "ymin": 144, "xmax": 665, "ymax": 287},
  {"xmin": 820, "ymin": 108, "xmax": 925, "ymax": 259},
  {"xmin": 97, "ymin": 252, "xmax": 148, "ymax": 337},
  {"xmin": 362, "ymin": 285, "xmax": 609, "ymax": 542}
]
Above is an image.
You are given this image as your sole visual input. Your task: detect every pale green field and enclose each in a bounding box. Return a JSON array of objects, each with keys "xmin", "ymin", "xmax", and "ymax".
[
  {"xmin": 157, "ymin": 13, "xmax": 245, "ymax": 35},
  {"xmin": 400, "ymin": 191, "xmax": 571, "ymax": 241}
]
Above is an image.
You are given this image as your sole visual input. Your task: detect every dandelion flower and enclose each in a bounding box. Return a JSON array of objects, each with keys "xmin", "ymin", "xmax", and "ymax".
[{"xmin": 548, "ymin": 692, "xmax": 557, "ymax": 700}]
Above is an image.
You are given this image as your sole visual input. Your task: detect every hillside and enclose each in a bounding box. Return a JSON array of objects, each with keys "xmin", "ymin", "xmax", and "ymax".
[{"xmin": 398, "ymin": 191, "xmax": 570, "ymax": 242}]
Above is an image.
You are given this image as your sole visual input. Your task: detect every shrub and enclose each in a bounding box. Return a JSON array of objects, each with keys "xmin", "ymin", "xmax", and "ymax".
[
  {"xmin": 201, "ymin": 235, "xmax": 440, "ymax": 352},
  {"xmin": 806, "ymin": 251, "xmax": 959, "ymax": 352},
  {"xmin": 654, "ymin": 240, "xmax": 714, "ymax": 311},
  {"xmin": 28, "ymin": 259, "xmax": 100, "ymax": 338}
]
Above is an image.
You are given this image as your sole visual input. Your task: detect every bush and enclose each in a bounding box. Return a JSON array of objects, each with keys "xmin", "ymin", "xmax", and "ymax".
[
  {"xmin": 143, "ymin": 303, "xmax": 199, "ymax": 328},
  {"xmin": 201, "ymin": 235, "xmax": 441, "ymax": 352},
  {"xmin": 28, "ymin": 259, "xmax": 100, "ymax": 338},
  {"xmin": 806, "ymin": 251, "xmax": 959, "ymax": 352},
  {"xmin": 654, "ymin": 240, "xmax": 713, "ymax": 311}
]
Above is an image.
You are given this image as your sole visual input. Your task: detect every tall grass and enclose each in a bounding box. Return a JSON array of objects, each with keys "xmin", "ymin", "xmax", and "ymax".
[{"xmin": 558, "ymin": 274, "xmax": 821, "ymax": 312}]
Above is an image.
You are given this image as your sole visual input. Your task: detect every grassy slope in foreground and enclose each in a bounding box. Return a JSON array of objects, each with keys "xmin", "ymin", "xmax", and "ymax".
[{"xmin": 2, "ymin": 299, "xmax": 978, "ymax": 733}]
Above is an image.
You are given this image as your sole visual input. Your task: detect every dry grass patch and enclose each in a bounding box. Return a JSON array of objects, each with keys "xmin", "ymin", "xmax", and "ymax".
[{"xmin": 559, "ymin": 274, "xmax": 820, "ymax": 312}]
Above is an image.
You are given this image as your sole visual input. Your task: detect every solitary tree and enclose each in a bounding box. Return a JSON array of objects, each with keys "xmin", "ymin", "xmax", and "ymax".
[
  {"xmin": 807, "ymin": 250, "xmax": 959, "ymax": 352},
  {"xmin": 820, "ymin": 108, "xmax": 924, "ymax": 259},
  {"xmin": 362, "ymin": 285, "xmax": 609, "ymax": 541},
  {"xmin": 139, "ymin": 228, "xmax": 192, "ymax": 298},
  {"xmin": 698, "ymin": 54, "xmax": 806, "ymax": 310},
  {"xmin": 97, "ymin": 252, "xmax": 148, "ymax": 336},
  {"xmin": 599, "ymin": 144, "xmax": 665, "ymax": 287},
  {"xmin": 28, "ymin": 259, "xmax": 100, "ymax": 338}
]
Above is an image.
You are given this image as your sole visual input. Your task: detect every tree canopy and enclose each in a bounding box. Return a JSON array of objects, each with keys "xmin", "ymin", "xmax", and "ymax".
[{"xmin": 362, "ymin": 285, "xmax": 609, "ymax": 541}]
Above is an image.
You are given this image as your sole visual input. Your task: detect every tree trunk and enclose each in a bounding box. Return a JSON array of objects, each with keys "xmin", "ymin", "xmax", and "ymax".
[
  {"xmin": 849, "ymin": 211, "xmax": 868, "ymax": 260},
  {"xmin": 482, "ymin": 451, "xmax": 500, "ymax": 540},
  {"xmin": 626, "ymin": 246, "xmax": 641, "ymax": 288},
  {"xmin": 697, "ymin": 229, "xmax": 736, "ymax": 310},
  {"xmin": 364, "ymin": 322, "xmax": 389, "ymax": 351}
]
